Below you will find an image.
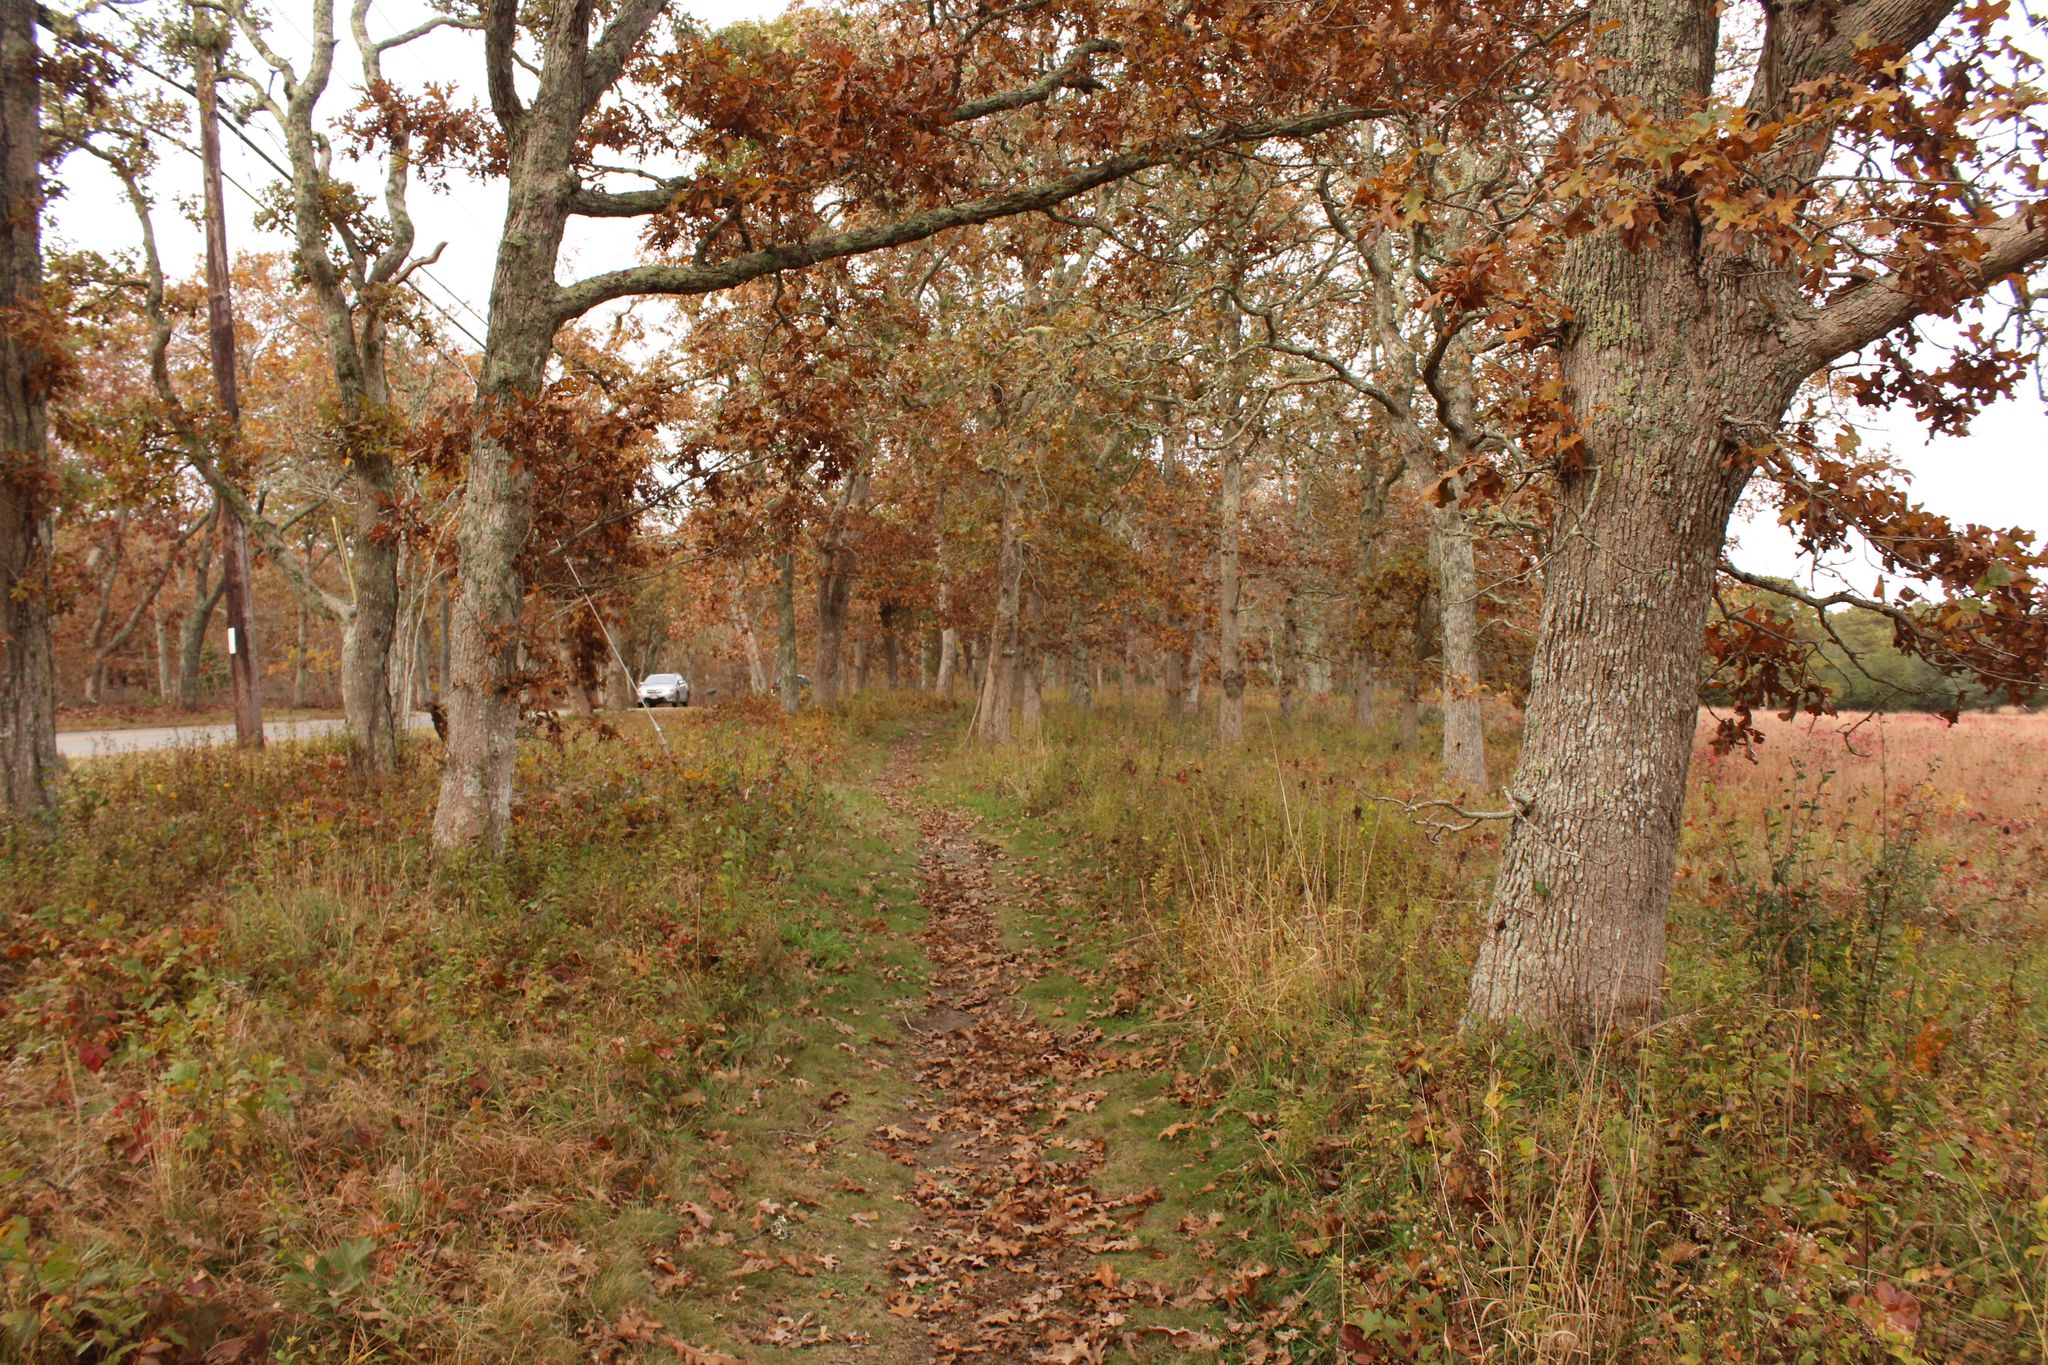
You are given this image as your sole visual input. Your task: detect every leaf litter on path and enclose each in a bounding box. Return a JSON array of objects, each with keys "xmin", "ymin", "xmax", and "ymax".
[
  {"xmin": 870, "ymin": 747, "xmax": 1214, "ymax": 1363},
  {"xmin": 646, "ymin": 734, "xmax": 1316, "ymax": 1362}
]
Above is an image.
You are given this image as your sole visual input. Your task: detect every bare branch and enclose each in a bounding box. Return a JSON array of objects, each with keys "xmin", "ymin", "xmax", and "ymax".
[
  {"xmin": 373, "ymin": 12, "xmax": 480, "ymax": 52},
  {"xmin": 1365, "ymin": 792, "xmax": 1524, "ymax": 841},
  {"xmin": 483, "ymin": 0, "xmax": 523, "ymax": 131},
  {"xmin": 949, "ymin": 38, "xmax": 1116, "ymax": 122},
  {"xmin": 554, "ymin": 104, "xmax": 1393, "ymax": 321}
]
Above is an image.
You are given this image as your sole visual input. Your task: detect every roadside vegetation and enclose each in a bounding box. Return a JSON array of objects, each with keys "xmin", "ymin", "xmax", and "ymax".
[{"xmin": 0, "ymin": 701, "xmax": 939, "ymax": 1360}]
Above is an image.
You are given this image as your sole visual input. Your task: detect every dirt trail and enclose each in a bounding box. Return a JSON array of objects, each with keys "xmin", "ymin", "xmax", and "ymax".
[{"xmin": 867, "ymin": 743, "xmax": 1185, "ymax": 1362}]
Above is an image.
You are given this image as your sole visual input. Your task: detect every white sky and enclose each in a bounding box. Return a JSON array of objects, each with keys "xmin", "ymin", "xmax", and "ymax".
[{"xmin": 46, "ymin": 0, "xmax": 2047, "ymax": 586}]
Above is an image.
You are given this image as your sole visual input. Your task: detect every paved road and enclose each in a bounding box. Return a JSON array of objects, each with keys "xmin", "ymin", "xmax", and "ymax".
[{"xmin": 56, "ymin": 713, "xmax": 432, "ymax": 759}]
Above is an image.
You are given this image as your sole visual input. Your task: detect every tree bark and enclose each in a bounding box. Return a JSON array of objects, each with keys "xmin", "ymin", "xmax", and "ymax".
[
  {"xmin": 1, "ymin": 0, "xmax": 58, "ymax": 810},
  {"xmin": 1158, "ymin": 400, "xmax": 1189, "ymax": 720},
  {"xmin": 879, "ymin": 599, "xmax": 905, "ymax": 688},
  {"xmin": 1017, "ymin": 649, "xmax": 1044, "ymax": 740},
  {"xmin": 603, "ymin": 629, "xmax": 635, "ymax": 710},
  {"xmin": 974, "ymin": 471, "xmax": 1025, "ymax": 741},
  {"xmin": 1350, "ymin": 651, "xmax": 1375, "ymax": 729},
  {"xmin": 178, "ymin": 558, "xmax": 227, "ymax": 711},
  {"xmin": 1394, "ymin": 679, "xmax": 1419, "ymax": 751},
  {"xmin": 1215, "ymin": 438, "xmax": 1246, "ymax": 746},
  {"xmin": 341, "ymin": 513, "xmax": 402, "ymax": 763},
  {"xmin": 774, "ymin": 548, "xmax": 800, "ymax": 714},
  {"xmin": 932, "ymin": 485, "xmax": 957, "ymax": 695},
  {"xmin": 1462, "ymin": 0, "xmax": 1948, "ymax": 1031},
  {"xmin": 729, "ymin": 568, "xmax": 768, "ymax": 694},
  {"xmin": 293, "ymin": 603, "xmax": 308, "ymax": 709},
  {"xmin": 1067, "ymin": 609, "xmax": 1091, "ymax": 710},
  {"xmin": 433, "ymin": 90, "xmax": 578, "ymax": 851},
  {"xmin": 433, "ymin": 585, "xmax": 450, "ymax": 701},
  {"xmin": 154, "ymin": 603, "xmax": 173, "ymax": 700},
  {"xmin": 813, "ymin": 473, "xmax": 866, "ymax": 709},
  {"xmin": 194, "ymin": 32, "xmax": 264, "ymax": 750},
  {"xmin": 1430, "ymin": 509, "xmax": 1488, "ymax": 789},
  {"xmin": 935, "ymin": 627, "xmax": 959, "ymax": 695},
  {"xmin": 1277, "ymin": 598, "xmax": 1301, "ymax": 721}
]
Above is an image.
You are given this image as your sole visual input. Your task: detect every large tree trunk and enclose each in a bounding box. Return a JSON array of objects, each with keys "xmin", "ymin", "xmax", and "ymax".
[
  {"xmin": 81, "ymin": 527, "xmax": 124, "ymax": 707},
  {"xmin": 1016, "ymin": 588, "xmax": 1045, "ymax": 740},
  {"xmin": 432, "ymin": 103, "xmax": 574, "ymax": 852},
  {"xmin": 774, "ymin": 548, "xmax": 800, "ymax": 714},
  {"xmin": 814, "ymin": 564, "xmax": 851, "ymax": 707},
  {"xmin": 1393, "ymin": 591, "xmax": 1427, "ymax": 752},
  {"xmin": 603, "ymin": 633, "xmax": 635, "ymax": 710},
  {"xmin": 409, "ymin": 585, "xmax": 432, "ymax": 711},
  {"xmin": 1017, "ymin": 648, "xmax": 1044, "ymax": 740},
  {"xmin": 193, "ymin": 34, "xmax": 265, "ymax": 751},
  {"xmin": 974, "ymin": 472, "xmax": 1024, "ymax": 741},
  {"xmin": 1067, "ymin": 609, "xmax": 1091, "ymax": 711},
  {"xmin": 1158, "ymin": 401, "xmax": 1190, "ymax": 720},
  {"xmin": 1215, "ymin": 439, "xmax": 1246, "ymax": 746},
  {"xmin": 437, "ymin": 586, "xmax": 451, "ymax": 700},
  {"xmin": 1394, "ymin": 681, "xmax": 1420, "ymax": 751},
  {"xmin": 1350, "ymin": 651, "xmax": 1375, "ymax": 729},
  {"xmin": 932, "ymin": 486, "xmax": 958, "ymax": 695},
  {"xmin": 435, "ymin": 398, "xmax": 541, "ymax": 852},
  {"xmin": 1466, "ymin": 403, "xmax": 1750, "ymax": 1028},
  {"xmin": 0, "ymin": 0, "xmax": 58, "ymax": 811},
  {"xmin": 1464, "ymin": 0, "xmax": 1801, "ymax": 1031},
  {"xmin": 1276, "ymin": 599, "xmax": 1301, "ymax": 721}
]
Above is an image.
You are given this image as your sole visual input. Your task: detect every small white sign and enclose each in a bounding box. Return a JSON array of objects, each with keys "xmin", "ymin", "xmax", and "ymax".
[{"xmin": 227, "ymin": 627, "xmax": 238, "ymax": 656}]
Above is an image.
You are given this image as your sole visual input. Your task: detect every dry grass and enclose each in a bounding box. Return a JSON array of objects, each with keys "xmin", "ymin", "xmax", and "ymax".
[
  {"xmin": 950, "ymin": 693, "xmax": 2048, "ymax": 1363},
  {"xmin": 1, "ymin": 709, "xmax": 868, "ymax": 1361}
]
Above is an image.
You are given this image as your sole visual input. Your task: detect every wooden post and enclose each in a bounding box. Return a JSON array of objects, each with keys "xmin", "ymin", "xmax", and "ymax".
[{"xmin": 194, "ymin": 28, "xmax": 263, "ymax": 748}]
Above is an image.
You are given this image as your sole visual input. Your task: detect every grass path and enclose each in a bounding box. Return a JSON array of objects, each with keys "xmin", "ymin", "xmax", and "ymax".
[
  {"xmin": 870, "ymin": 738, "xmax": 1186, "ymax": 1360},
  {"xmin": 648, "ymin": 722, "xmax": 1299, "ymax": 1362}
]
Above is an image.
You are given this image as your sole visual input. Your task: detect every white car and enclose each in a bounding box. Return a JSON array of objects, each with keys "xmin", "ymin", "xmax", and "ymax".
[{"xmin": 636, "ymin": 673, "xmax": 691, "ymax": 707}]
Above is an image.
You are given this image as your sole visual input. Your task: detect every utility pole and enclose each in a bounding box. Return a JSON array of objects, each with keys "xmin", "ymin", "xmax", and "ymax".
[{"xmin": 193, "ymin": 23, "xmax": 263, "ymax": 748}]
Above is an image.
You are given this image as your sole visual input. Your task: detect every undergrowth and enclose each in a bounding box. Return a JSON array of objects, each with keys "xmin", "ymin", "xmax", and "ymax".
[
  {"xmin": 0, "ymin": 702, "xmax": 888, "ymax": 1362},
  {"xmin": 943, "ymin": 696, "xmax": 2048, "ymax": 1364}
]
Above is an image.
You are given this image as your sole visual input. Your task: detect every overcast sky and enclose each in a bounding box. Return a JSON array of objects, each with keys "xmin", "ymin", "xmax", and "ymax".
[{"xmin": 46, "ymin": 0, "xmax": 2047, "ymax": 590}]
